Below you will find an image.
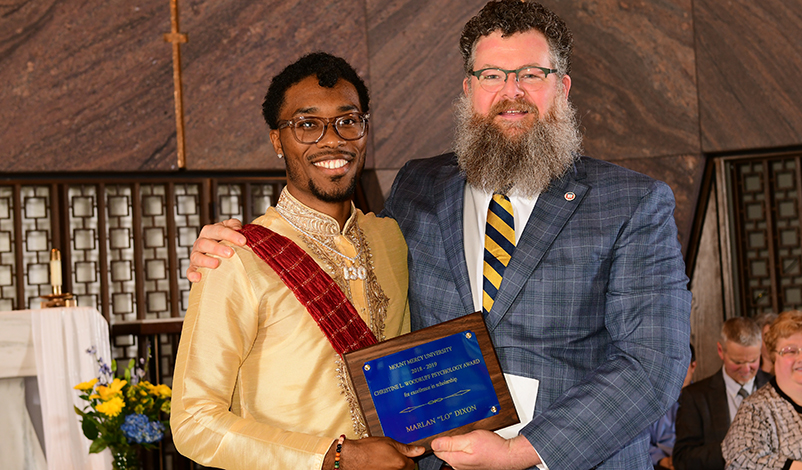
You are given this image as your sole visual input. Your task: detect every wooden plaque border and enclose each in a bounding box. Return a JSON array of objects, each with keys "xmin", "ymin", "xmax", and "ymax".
[{"xmin": 343, "ymin": 312, "xmax": 519, "ymax": 452}]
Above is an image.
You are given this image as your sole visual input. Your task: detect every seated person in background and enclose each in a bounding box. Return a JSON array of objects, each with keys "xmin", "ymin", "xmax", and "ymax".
[
  {"xmin": 170, "ymin": 52, "xmax": 423, "ymax": 470},
  {"xmin": 674, "ymin": 317, "xmax": 771, "ymax": 470},
  {"xmin": 649, "ymin": 343, "xmax": 697, "ymax": 470},
  {"xmin": 756, "ymin": 311, "xmax": 779, "ymax": 375},
  {"xmin": 722, "ymin": 309, "xmax": 802, "ymax": 469}
]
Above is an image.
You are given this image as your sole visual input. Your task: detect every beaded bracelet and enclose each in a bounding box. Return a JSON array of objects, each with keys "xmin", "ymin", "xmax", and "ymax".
[{"xmin": 334, "ymin": 434, "xmax": 345, "ymax": 469}]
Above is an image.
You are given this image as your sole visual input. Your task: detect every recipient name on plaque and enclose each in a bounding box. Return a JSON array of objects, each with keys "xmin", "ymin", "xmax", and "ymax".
[{"xmin": 344, "ymin": 312, "xmax": 518, "ymax": 450}]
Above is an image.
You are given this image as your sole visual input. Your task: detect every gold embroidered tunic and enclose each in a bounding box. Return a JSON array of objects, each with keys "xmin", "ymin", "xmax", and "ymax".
[{"xmin": 171, "ymin": 189, "xmax": 410, "ymax": 470}]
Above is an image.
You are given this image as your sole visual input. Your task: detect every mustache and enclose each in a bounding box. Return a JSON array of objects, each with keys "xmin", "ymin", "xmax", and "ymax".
[
  {"xmin": 306, "ymin": 149, "xmax": 357, "ymax": 162},
  {"xmin": 487, "ymin": 98, "xmax": 539, "ymax": 117}
]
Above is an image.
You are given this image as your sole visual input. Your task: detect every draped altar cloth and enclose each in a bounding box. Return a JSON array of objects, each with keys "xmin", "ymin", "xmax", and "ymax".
[
  {"xmin": 0, "ymin": 307, "xmax": 46, "ymax": 470},
  {"xmin": 0, "ymin": 307, "xmax": 113, "ymax": 470}
]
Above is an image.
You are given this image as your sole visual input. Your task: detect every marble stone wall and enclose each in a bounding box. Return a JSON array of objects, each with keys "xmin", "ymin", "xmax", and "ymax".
[
  {"xmin": 0, "ymin": 0, "xmax": 371, "ymax": 172},
  {"xmin": 2, "ymin": 0, "xmax": 802, "ymax": 250},
  {"xmin": 179, "ymin": 0, "xmax": 371, "ymax": 170},
  {"xmin": 694, "ymin": 0, "xmax": 802, "ymax": 152},
  {"xmin": 1, "ymin": 0, "xmax": 176, "ymax": 171}
]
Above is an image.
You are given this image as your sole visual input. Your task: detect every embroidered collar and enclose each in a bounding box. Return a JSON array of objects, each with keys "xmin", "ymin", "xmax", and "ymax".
[{"xmin": 275, "ymin": 188, "xmax": 357, "ymax": 236}]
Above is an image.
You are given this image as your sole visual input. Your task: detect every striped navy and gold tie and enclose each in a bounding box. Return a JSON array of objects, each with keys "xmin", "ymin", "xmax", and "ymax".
[{"xmin": 483, "ymin": 193, "xmax": 515, "ymax": 315}]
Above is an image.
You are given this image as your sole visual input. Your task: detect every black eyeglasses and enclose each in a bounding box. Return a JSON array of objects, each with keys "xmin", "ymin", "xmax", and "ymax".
[
  {"xmin": 277, "ymin": 112, "xmax": 370, "ymax": 144},
  {"xmin": 470, "ymin": 66, "xmax": 558, "ymax": 93}
]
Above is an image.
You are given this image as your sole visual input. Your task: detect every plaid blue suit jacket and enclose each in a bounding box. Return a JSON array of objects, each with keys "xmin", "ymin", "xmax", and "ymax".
[{"xmin": 382, "ymin": 153, "xmax": 692, "ymax": 470}]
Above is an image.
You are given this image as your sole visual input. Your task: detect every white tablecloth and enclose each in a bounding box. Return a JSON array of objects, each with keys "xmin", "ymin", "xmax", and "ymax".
[
  {"xmin": 0, "ymin": 307, "xmax": 113, "ymax": 470},
  {"xmin": 0, "ymin": 377, "xmax": 47, "ymax": 470}
]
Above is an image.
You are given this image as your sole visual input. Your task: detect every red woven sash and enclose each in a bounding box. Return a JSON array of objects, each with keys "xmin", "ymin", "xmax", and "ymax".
[{"xmin": 239, "ymin": 223, "xmax": 377, "ymax": 355}]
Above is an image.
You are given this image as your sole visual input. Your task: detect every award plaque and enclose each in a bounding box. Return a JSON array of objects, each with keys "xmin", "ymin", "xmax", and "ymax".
[{"xmin": 343, "ymin": 312, "xmax": 518, "ymax": 451}]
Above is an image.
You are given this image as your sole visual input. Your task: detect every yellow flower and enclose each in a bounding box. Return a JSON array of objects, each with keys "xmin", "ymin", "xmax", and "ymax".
[
  {"xmin": 94, "ymin": 387, "xmax": 115, "ymax": 401},
  {"xmin": 148, "ymin": 383, "xmax": 172, "ymax": 399},
  {"xmin": 73, "ymin": 378, "xmax": 98, "ymax": 391},
  {"xmin": 95, "ymin": 396, "xmax": 125, "ymax": 417},
  {"xmin": 154, "ymin": 384, "xmax": 172, "ymax": 398},
  {"xmin": 109, "ymin": 378, "xmax": 127, "ymax": 392},
  {"xmin": 94, "ymin": 378, "xmax": 127, "ymax": 401}
]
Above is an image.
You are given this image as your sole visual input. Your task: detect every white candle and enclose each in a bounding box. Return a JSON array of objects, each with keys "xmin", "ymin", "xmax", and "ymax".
[{"xmin": 50, "ymin": 249, "xmax": 62, "ymax": 288}]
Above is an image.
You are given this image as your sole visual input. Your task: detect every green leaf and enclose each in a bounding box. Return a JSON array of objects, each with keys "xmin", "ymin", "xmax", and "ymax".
[
  {"xmin": 88, "ymin": 439, "xmax": 107, "ymax": 454},
  {"xmin": 74, "ymin": 406, "xmax": 86, "ymax": 417},
  {"xmin": 111, "ymin": 359, "xmax": 117, "ymax": 373},
  {"xmin": 82, "ymin": 417, "xmax": 99, "ymax": 440}
]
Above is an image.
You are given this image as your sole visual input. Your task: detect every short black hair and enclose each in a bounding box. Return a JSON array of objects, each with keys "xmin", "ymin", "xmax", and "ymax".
[
  {"xmin": 460, "ymin": 0, "xmax": 573, "ymax": 76},
  {"xmin": 261, "ymin": 52, "xmax": 370, "ymax": 129}
]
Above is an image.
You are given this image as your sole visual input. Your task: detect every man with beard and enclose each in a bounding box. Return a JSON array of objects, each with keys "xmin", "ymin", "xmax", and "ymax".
[
  {"xmin": 171, "ymin": 52, "xmax": 423, "ymax": 469},
  {"xmin": 186, "ymin": 2, "xmax": 691, "ymax": 469}
]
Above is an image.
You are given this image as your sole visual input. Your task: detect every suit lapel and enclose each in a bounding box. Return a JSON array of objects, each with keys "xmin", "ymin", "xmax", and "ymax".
[
  {"xmin": 484, "ymin": 162, "xmax": 589, "ymax": 331},
  {"xmin": 437, "ymin": 164, "xmax": 475, "ymax": 317},
  {"xmin": 710, "ymin": 370, "xmax": 731, "ymax": 434}
]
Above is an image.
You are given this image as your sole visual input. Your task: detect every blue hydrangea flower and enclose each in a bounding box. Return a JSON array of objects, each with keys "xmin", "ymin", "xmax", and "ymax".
[{"xmin": 120, "ymin": 413, "xmax": 165, "ymax": 444}]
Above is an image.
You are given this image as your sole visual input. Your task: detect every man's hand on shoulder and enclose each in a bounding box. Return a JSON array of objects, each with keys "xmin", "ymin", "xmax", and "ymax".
[
  {"xmin": 187, "ymin": 218, "xmax": 245, "ymax": 282},
  {"xmin": 432, "ymin": 430, "xmax": 540, "ymax": 470},
  {"xmin": 324, "ymin": 436, "xmax": 424, "ymax": 470}
]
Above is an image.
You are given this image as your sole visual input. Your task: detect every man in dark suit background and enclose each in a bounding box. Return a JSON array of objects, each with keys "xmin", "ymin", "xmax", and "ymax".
[
  {"xmin": 186, "ymin": 1, "xmax": 692, "ymax": 469},
  {"xmin": 674, "ymin": 317, "xmax": 770, "ymax": 470}
]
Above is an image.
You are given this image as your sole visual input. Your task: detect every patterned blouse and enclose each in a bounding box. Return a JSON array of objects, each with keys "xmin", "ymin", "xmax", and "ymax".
[{"xmin": 722, "ymin": 378, "xmax": 802, "ymax": 470}]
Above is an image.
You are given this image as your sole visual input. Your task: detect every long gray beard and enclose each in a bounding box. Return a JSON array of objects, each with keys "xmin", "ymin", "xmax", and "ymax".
[{"xmin": 453, "ymin": 91, "xmax": 582, "ymax": 196}]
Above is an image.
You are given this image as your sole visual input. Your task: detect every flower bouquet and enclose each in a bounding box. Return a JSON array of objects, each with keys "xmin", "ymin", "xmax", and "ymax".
[{"xmin": 74, "ymin": 347, "xmax": 171, "ymax": 470}]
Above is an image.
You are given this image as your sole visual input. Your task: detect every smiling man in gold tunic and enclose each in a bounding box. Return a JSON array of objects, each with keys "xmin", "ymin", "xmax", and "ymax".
[{"xmin": 170, "ymin": 52, "xmax": 423, "ymax": 470}]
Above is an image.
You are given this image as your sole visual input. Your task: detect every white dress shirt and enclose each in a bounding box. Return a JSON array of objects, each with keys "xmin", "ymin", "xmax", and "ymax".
[
  {"xmin": 462, "ymin": 183, "xmax": 549, "ymax": 469},
  {"xmin": 463, "ymin": 184, "xmax": 539, "ymax": 313},
  {"xmin": 721, "ymin": 366, "xmax": 757, "ymax": 423}
]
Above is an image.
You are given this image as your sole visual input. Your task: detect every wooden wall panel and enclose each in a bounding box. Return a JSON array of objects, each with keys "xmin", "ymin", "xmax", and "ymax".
[
  {"xmin": 0, "ymin": 0, "xmax": 176, "ymax": 171},
  {"xmin": 695, "ymin": 0, "xmax": 802, "ymax": 153},
  {"xmin": 180, "ymin": 0, "xmax": 371, "ymax": 170},
  {"xmin": 689, "ymin": 187, "xmax": 726, "ymax": 380}
]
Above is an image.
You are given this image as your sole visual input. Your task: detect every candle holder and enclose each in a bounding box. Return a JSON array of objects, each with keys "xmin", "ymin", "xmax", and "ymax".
[
  {"xmin": 42, "ymin": 248, "xmax": 76, "ymax": 308},
  {"xmin": 40, "ymin": 291, "xmax": 77, "ymax": 308}
]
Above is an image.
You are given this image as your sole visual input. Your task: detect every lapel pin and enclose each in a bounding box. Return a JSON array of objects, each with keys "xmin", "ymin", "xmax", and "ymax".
[{"xmin": 564, "ymin": 192, "xmax": 576, "ymax": 201}]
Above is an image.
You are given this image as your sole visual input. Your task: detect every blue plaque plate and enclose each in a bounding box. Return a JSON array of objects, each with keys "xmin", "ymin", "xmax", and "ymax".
[{"xmin": 361, "ymin": 330, "xmax": 500, "ymax": 443}]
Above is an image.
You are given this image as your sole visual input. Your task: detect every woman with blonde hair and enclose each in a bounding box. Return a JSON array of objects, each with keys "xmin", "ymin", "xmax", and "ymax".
[{"xmin": 722, "ymin": 310, "xmax": 802, "ymax": 469}]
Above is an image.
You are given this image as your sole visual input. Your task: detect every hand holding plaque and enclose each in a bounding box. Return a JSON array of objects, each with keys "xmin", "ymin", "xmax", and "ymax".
[{"xmin": 344, "ymin": 312, "xmax": 518, "ymax": 452}]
